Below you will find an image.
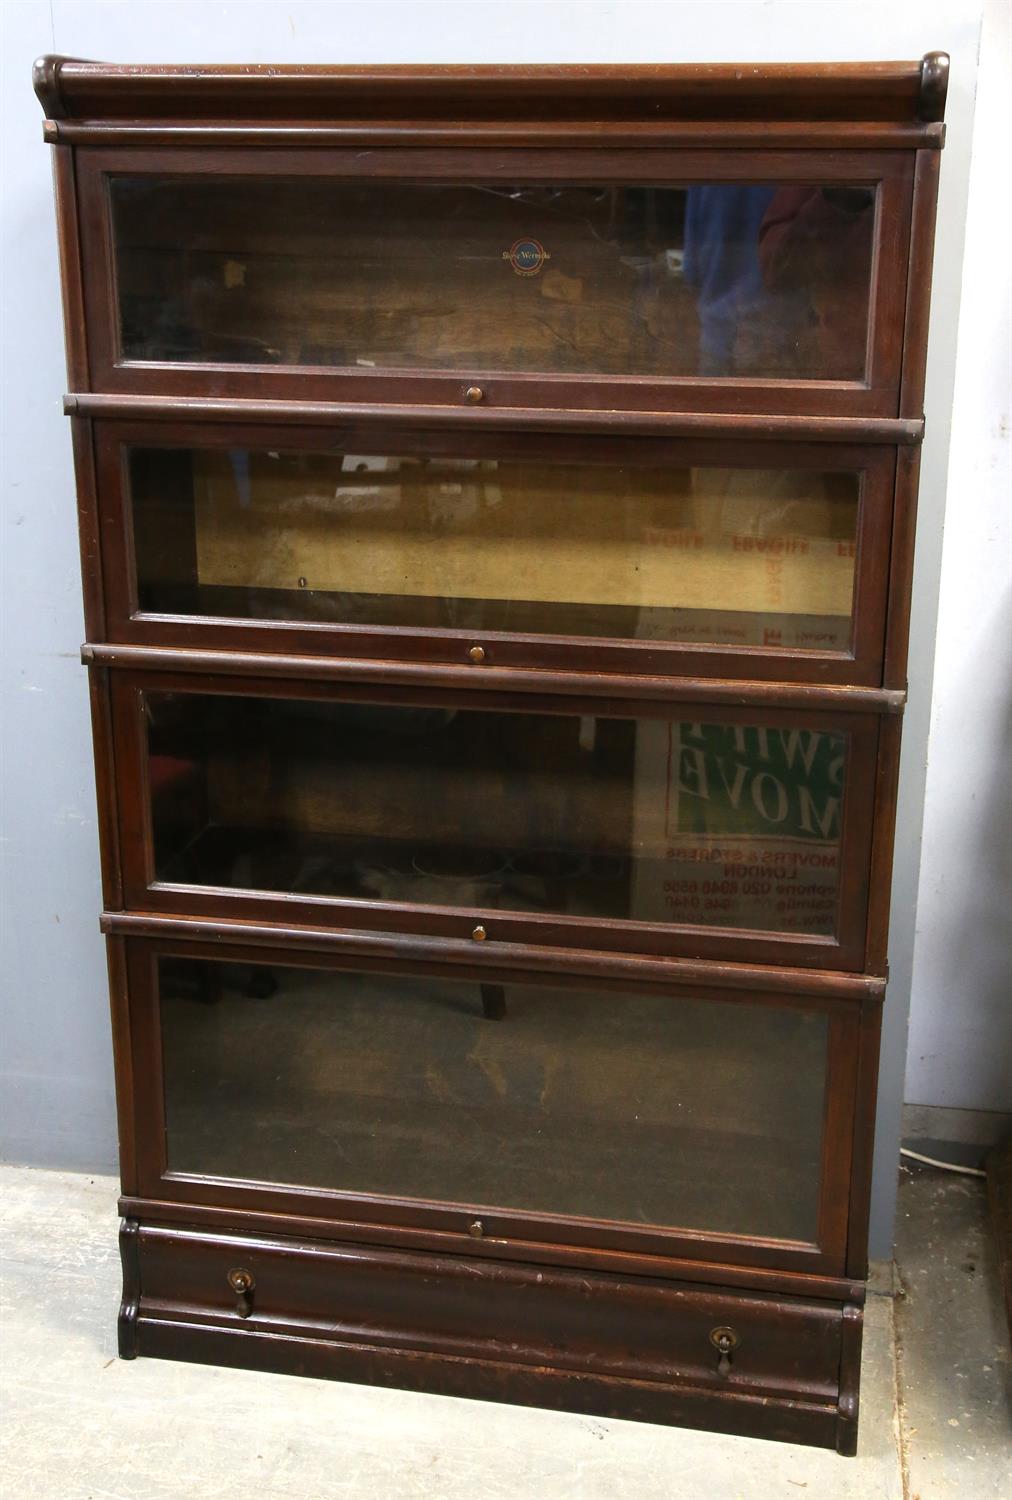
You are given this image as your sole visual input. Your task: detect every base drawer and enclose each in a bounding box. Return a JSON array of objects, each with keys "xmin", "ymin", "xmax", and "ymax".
[{"xmin": 121, "ymin": 1220, "xmax": 862, "ymax": 1452}]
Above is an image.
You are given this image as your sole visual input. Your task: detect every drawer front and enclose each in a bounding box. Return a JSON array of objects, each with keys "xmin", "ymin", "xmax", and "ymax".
[
  {"xmin": 112, "ymin": 671, "xmax": 879, "ymax": 970},
  {"xmin": 76, "ymin": 146, "xmax": 912, "ymax": 416},
  {"xmin": 94, "ymin": 420, "xmax": 895, "ymax": 685},
  {"xmin": 120, "ymin": 935, "xmax": 861, "ymax": 1274},
  {"xmin": 130, "ymin": 1224, "xmax": 851, "ymax": 1410}
]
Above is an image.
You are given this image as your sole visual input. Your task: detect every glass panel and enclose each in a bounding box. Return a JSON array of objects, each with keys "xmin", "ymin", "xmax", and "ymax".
[
  {"xmin": 111, "ymin": 177, "xmax": 875, "ymax": 380},
  {"xmin": 130, "ymin": 446, "xmax": 859, "ymax": 652},
  {"xmin": 146, "ymin": 694, "xmax": 848, "ymax": 937},
  {"xmin": 160, "ymin": 956, "xmax": 828, "ymax": 1240}
]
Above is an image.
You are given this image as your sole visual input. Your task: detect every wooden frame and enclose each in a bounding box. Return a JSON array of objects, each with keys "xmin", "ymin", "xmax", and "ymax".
[
  {"xmin": 37, "ymin": 54, "xmax": 947, "ymax": 1453},
  {"xmin": 74, "ymin": 145, "xmax": 914, "ymax": 418},
  {"xmin": 33, "ymin": 54, "xmax": 949, "ymax": 130},
  {"xmin": 118, "ymin": 933, "xmax": 863, "ymax": 1277},
  {"xmin": 108, "ymin": 665, "xmax": 881, "ymax": 972},
  {"xmin": 91, "ymin": 417, "xmax": 898, "ymax": 686}
]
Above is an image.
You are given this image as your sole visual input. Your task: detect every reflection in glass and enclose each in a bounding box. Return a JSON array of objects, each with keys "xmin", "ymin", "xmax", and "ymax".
[
  {"xmin": 160, "ymin": 956, "xmax": 828, "ymax": 1240},
  {"xmin": 129, "ymin": 447, "xmax": 860, "ymax": 651},
  {"xmin": 110, "ymin": 177, "xmax": 874, "ymax": 380},
  {"xmin": 146, "ymin": 694, "xmax": 848, "ymax": 937}
]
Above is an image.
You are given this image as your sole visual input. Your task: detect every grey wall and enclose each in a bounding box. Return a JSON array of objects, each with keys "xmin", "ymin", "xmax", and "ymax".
[
  {"xmin": 1, "ymin": 1, "xmax": 116, "ymax": 1169},
  {"xmin": 0, "ymin": 1, "xmax": 987, "ymax": 1255},
  {"xmin": 903, "ymin": 0, "xmax": 1012, "ymax": 1122}
]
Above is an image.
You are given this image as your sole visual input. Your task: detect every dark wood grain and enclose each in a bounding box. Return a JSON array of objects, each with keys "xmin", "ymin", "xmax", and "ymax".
[
  {"xmin": 115, "ymin": 936, "xmax": 856, "ymax": 1277},
  {"xmin": 918, "ymin": 53, "xmax": 950, "ymax": 124},
  {"xmin": 900, "ymin": 149, "xmax": 943, "ymax": 419},
  {"xmin": 123, "ymin": 1218, "xmax": 854, "ymax": 1444},
  {"xmin": 883, "ymin": 446, "xmax": 923, "ymax": 691},
  {"xmin": 104, "ymin": 664, "xmax": 882, "ymax": 971},
  {"xmin": 117, "ymin": 1217, "xmax": 141, "ymax": 1357},
  {"xmin": 836, "ymin": 1299, "xmax": 864, "ymax": 1454},
  {"xmin": 844, "ymin": 998, "xmax": 886, "ymax": 1282},
  {"xmin": 72, "ymin": 144, "xmax": 914, "ymax": 419},
  {"xmin": 67, "ymin": 392, "xmax": 926, "ymax": 443},
  {"xmin": 83, "ymin": 642, "xmax": 907, "ymax": 711},
  {"xmin": 69, "ymin": 418, "xmax": 105, "ymax": 641},
  {"xmin": 86, "ymin": 418, "xmax": 898, "ymax": 687},
  {"xmin": 85, "ymin": 666, "xmax": 122, "ymax": 908},
  {"xmin": 41, "ymin": 53, "xmax": 945, "ymax": 1450},
  {"xmin": 101, "ymin": 912, "xmax": 886, "ymax": 1001},
  {"xmin": 104, "ymin": 934, "xmax": 136, "ymax": 1197},
  {"xmin": 135, "ymin": 1310, "xmax": 842, "ymax": 1447},
  {"xmin": 117, "ymin": 1193, "xmax": 866, "ymax": 1303},
  {"xmin": 49, "ymin": 147, "xmax": 89, "ymax": 389},
  {"xmin": 34, "ymin": 55, "xmax": 945, "ymax": 125},
  {"xmin": 817, "ymin": 1013, "xmax": 861, "ymax": 1263},
  {"xmin": 131, "ymin": 1223, "xmax": 844, "ymax": 1384},
  {"xmin": 49, "ymin": 120, "xmax": 945, "ymax": 150},
  {"xmin": 863, "ymin": 713, "xmax": 904, "ymax": 973}
]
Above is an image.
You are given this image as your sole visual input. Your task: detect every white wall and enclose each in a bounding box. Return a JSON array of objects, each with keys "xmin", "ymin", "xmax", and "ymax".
[
  {"xmin": 904, "ymin": 0, "xmax": 1012, "ymax": 1117},
  {"xmin": 0, "ymin": 0, "xmax": 987, "ymax": 1255}
]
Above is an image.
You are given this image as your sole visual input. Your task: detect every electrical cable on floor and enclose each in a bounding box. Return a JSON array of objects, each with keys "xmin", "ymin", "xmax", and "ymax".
[{"xmin": 900, "ymin": 1146, "xmax": 987, "ymax": 1178}]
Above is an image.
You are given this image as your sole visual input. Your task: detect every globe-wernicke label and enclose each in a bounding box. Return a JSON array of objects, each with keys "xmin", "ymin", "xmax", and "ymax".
[{"xmin": 503, "ymin": 238, "xmax": 551, "ymax": 276}]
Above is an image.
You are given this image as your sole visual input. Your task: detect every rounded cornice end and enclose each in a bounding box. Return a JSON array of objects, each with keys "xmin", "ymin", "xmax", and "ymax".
[
  {"xmin": 33, "ymin": 55, "xmax": 67, "ymax": 119},
  {"xmin": 919, "ymin": 51, "xmax": 950, "ymax": 123}
]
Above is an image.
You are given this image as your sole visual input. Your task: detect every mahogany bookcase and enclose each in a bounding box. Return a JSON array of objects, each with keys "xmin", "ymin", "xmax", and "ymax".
[{"xmin": 36, "ymin": 52, "xmax": 947, "ymax": 1452}]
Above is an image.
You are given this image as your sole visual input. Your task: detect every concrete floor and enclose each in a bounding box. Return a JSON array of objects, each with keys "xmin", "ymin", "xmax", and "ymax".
[{"xmin": 1, "ymin": 1162, "xmax": 1008, "ymax": 1498}]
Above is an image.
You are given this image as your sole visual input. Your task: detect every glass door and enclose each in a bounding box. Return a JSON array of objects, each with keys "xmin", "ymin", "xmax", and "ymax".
[
  {"xmin": 77, "ymin": 147, "xmax": 913, "ymax": 413},
  {"xmin": 97, "ymin": 422, "xmax": 894, "ymax": 683},
  {"xmin": 123, "ymin": 940, "xmax": 860, "ymax": 1274},
  {"xmin": 114, "ymin": 673, "xmax": 879, "ymax": 969}
]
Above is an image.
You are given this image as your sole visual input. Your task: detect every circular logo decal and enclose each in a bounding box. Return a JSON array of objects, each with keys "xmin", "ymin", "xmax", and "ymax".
[{"xmin": 503, "ymin": 238, "xmax": 551, "ymax": 277}]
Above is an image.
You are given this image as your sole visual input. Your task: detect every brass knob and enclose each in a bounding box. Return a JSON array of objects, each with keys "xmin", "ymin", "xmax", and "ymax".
[
  {"xmin": 468, "ymin": 645, "xmax": 486, "ymax": 663},
  {"xmin": 468, "ymin": 1219, "xmax": 484, "ymax": 1238},
  {"xmin": 465, "ymin": 385, "xmax": 484, "ymax": 404},
  {"xmin": 472, "ymin": 925, "xmax": 487, "ymax": 942}
]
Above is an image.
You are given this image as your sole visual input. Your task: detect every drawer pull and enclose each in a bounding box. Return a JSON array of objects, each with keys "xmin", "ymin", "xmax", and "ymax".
[
  {"xmin": 227, "ymin": 1267, "xmax": 256, "ymax": 1318},
  {"xmin": 709, "ymin": 1326, "xmax": 739, "ymax": 1378}
]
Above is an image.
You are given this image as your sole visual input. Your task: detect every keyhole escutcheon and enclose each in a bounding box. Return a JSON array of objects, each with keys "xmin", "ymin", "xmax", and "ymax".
[
  {"xmin": 227, "ymin": 1267, "xmax": 256, "ymax": 1319},
  {"xmin": 709, "ymin": 1326, "xmax": 739, "ymax": 1378}
]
